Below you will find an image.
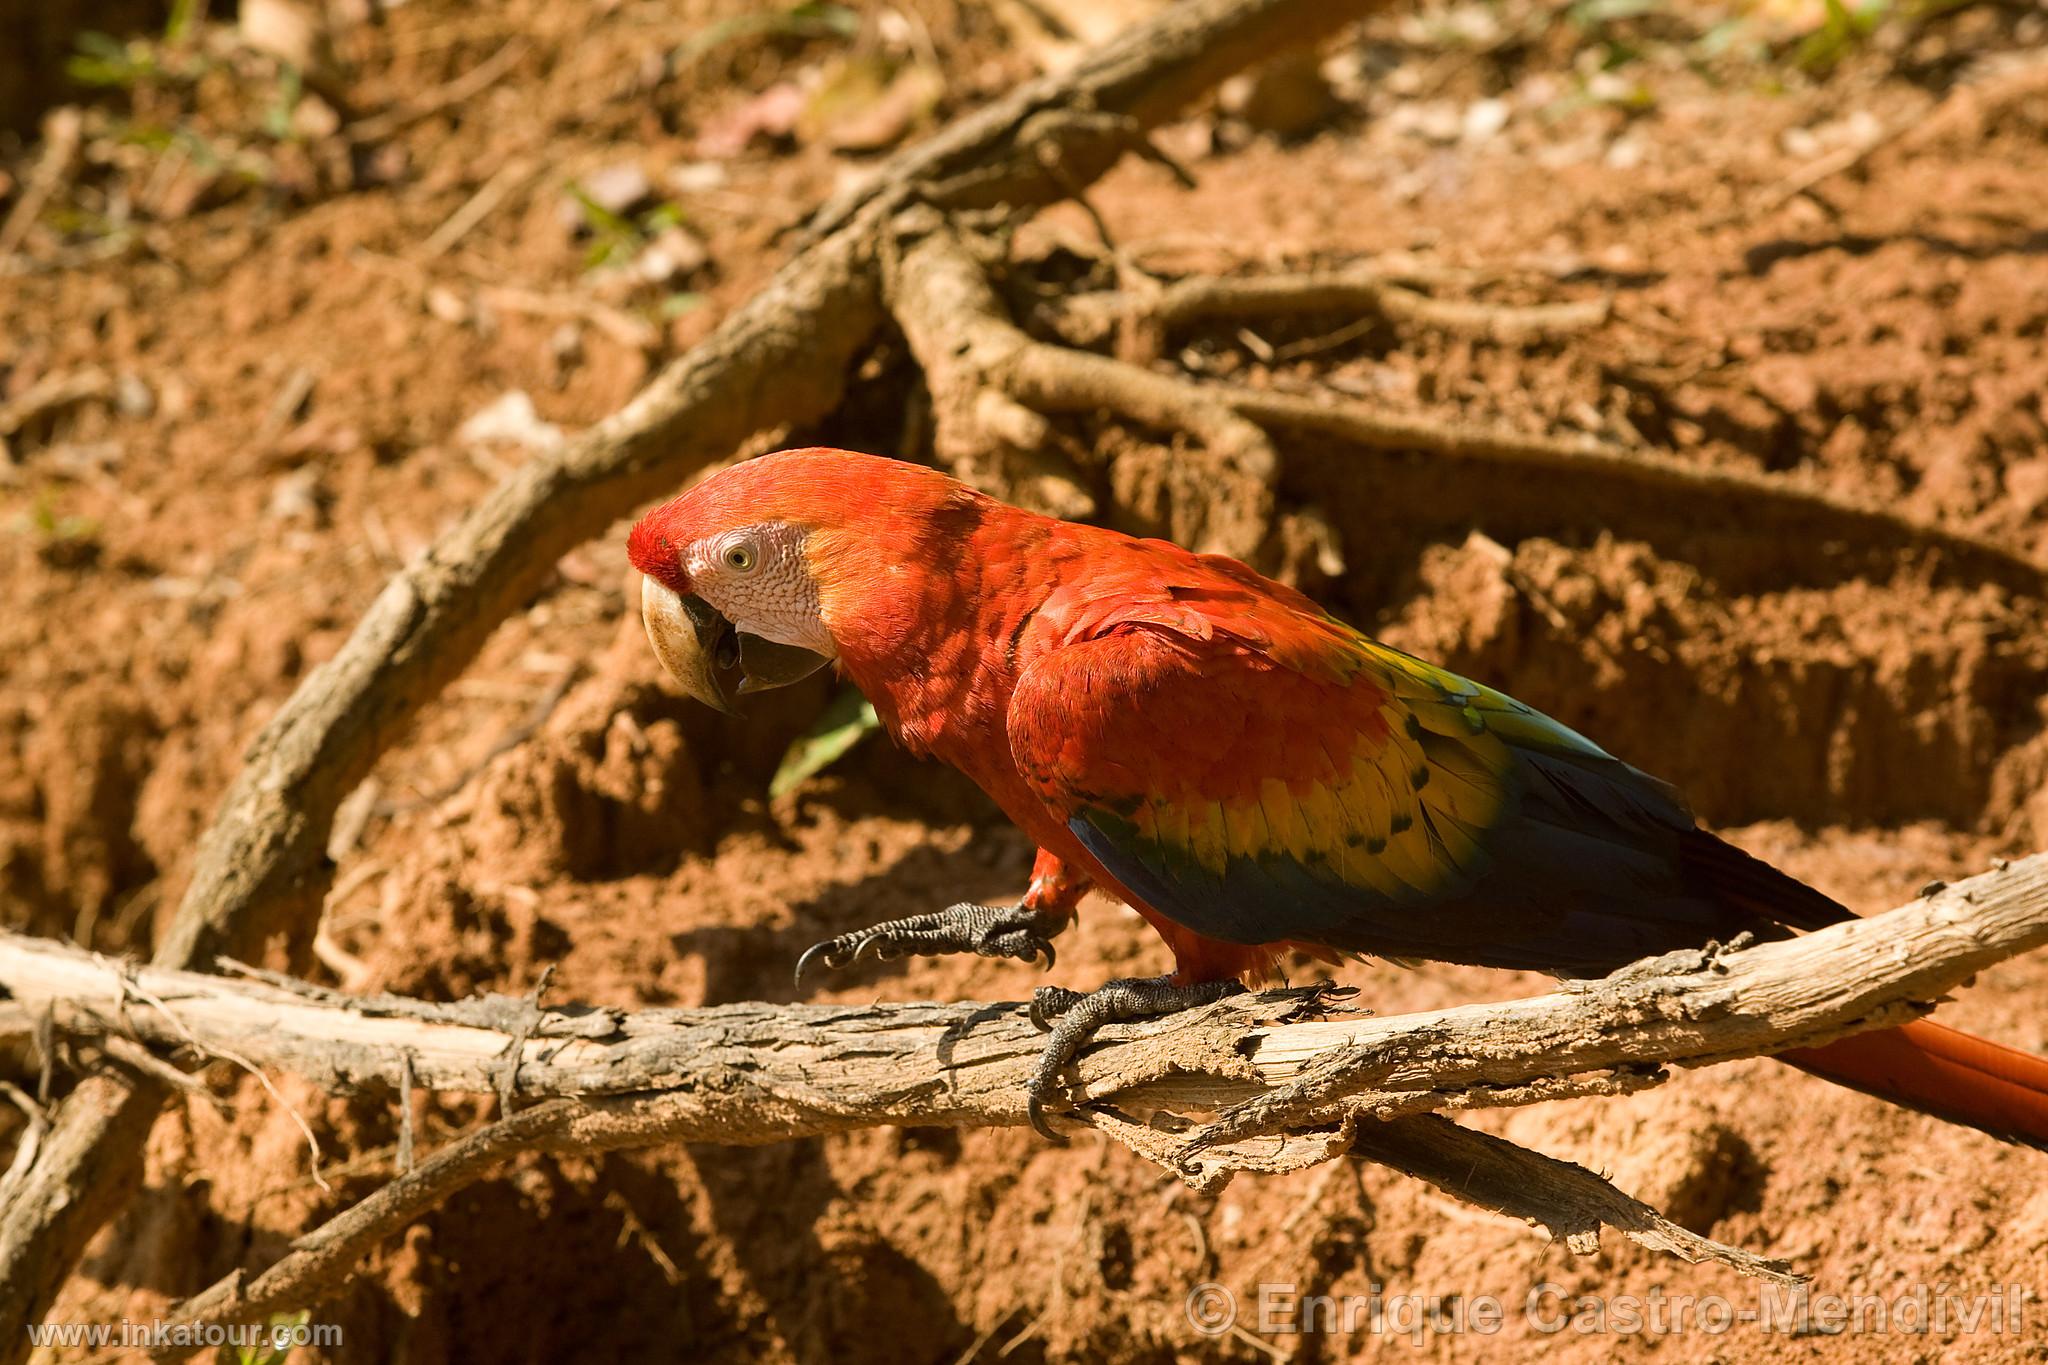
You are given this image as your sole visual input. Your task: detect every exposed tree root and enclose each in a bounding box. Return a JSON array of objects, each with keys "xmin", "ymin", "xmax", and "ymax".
[
  {"xmin": 894, "ymin": 215, "xmax": 2048, "ymax": 598},
  {"xmin": 886, "ymin": 208, "xmax": 1277, "ymax": 557},
  {"xmin": 1236, "ymin": 388, "xmax": 2048, "ymax": 597},
  {"xmin": 1048, "ymin": 266, "xmax": 1613, "ymax": 360}
]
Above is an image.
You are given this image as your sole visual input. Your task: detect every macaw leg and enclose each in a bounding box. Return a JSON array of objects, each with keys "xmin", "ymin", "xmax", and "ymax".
[
  {"xmin": 793, "ymin": 849, "xmax": 1088, "ymax": 986},
  {"xmin": 1024, "ymin": 975, "xmax": 1245, "ymax": 1141}
]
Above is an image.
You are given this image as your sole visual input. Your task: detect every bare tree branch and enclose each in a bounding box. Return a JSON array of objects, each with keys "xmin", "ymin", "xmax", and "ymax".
[{"xmin": 4, "ymin": 851, "xmax": 2044, "ymax": 1350}]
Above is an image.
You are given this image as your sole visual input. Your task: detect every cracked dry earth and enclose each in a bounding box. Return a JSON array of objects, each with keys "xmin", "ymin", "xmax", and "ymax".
[{"xmin": 3, "ymin": 0, "xmax": 2047, "ymax": 1360}]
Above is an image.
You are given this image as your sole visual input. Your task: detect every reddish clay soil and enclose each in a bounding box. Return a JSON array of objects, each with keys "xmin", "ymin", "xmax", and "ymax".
[{"xmin": 3, "ymin": 1, "xmax": 2047, "ymax": 1361}]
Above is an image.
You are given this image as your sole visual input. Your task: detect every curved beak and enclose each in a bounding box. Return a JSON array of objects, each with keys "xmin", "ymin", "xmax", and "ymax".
[
  {"xmin": 642, "ymin": 575, "xmax": 739, "ymax": 715},
  {"xmin": 640, "ymin": 576, "xmax": 832, "ymax": 714}
]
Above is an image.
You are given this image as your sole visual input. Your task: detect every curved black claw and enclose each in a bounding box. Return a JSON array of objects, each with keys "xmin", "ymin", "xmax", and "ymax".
[
  {"xmin": 1027, "ymin": 1091, "xmax": 1063, "ymax": 1143},
  {"xmin": 1028, "ymin": 985, "xmax": 1087, "ymax": 1032},
  {"xmin": 793, "ymin": 901, "xmax": 1068, "ymax": 988},
  {"xmin": 792, "ymin": 939, "xmax": 841, "ymax": 987},
  {"xmin": 1023, "ymin": 976, "xmax": 1245, "ymax": 1141}
]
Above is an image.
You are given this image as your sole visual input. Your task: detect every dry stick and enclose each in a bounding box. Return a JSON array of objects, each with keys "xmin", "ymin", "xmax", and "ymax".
[
  {"xmin": 1733, "ymin": 52, "xmax": 2048, "ymax": 225},
  {"xmin": 0, "ymin": 1087, "xmax": 48, "ymax": 1213},
  {"xmin": 472, "ymin": 283, "xmax": 659, "ymax": 351},
  {"xmin": 0, "ymin": 108, "xmax": 83, "ymax": 260},
  {"xmin": 0, "ymin": 369, "xmax": 114, "ymax": 442},
  {"xmin": 0, "ymin": 1, "xmax": 1384, "ymax": 1352},
  {"xmin": 345, "ymin": 39, "xmax": 532, "ymax": 142},
  {"xmin": 3, "ymin": 851, "xmax": 2045, "ymax": 1349},
  {"xmin": 1054, "ymin": 268, "xmax": 1612, "ymax": 351},
  {"xmin": 84, "ymin": 1036, "xmax": 214, "ymax": 1105},
  {"xmin": 420, "ymin": 157, "xmax": 538, "ymax": 260},
  {"xmin": 347, "ymin": 249, "xmax": 659, "ymax": 350},
  {"xmin": 375, "ymin": 666, "xmax": 576, "ymax": 815}
]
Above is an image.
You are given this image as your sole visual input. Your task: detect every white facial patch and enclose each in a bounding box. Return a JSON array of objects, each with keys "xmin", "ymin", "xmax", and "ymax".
[{"xmin": 685, "ymin": 521, "xmax": 833, "ymax": 657}]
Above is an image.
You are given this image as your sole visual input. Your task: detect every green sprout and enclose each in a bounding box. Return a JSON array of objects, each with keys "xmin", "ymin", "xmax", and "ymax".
[{"xmin": 563, "ymin": 184, "xmax": 690, "ymax": 272}]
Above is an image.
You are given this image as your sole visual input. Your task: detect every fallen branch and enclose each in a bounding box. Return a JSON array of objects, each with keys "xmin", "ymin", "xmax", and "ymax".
[
  {"xmin": 3, "ymin": 851, "xmax": 2045, "ymax": 1348},
  {"xmin": 4, "ymin": 854, "xmax": 2039, "ymax": 1135},
  {"xmin": 0, "ymin": 1, "xmax": 1383, "ymax": 1349}
]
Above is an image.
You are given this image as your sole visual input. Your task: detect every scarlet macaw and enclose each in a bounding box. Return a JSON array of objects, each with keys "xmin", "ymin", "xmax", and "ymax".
[{"xmin": 628, "ymin": 447, "xmax": 2048, "ymax": 1143}]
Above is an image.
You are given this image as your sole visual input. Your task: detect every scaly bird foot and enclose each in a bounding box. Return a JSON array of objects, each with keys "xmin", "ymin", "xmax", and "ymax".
[
  {"xmin": 1025, "ymin": 975, "xmax": 1245, "ymax": 1141},
  {"xmin": 793, "ymin": 901, "xmax": 1067, "ymax": 986}
]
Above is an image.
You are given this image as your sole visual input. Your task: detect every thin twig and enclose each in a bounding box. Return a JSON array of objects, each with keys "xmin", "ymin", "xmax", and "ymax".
[
  {"xmin": 377, "ymin": 666, "xmax": 576, "ymax": 814},
  {"xmin": 117, "ymin": 967, "xmax": 329, "ymax": 1193},
  {"xmin": 396, "ymin": 1052, "xmax": 416, "ymax": 1176},
  {"xmin": 347, "ymin": 40, "xmax": 531, "ymax": 143},
  {"xmin": 0, "ymin": 369, "xmax": 113, "ymax": 442},
  {"xmin": 421, "ymin": 157, "xmax": 540, "ymax": 260},
  {"xmin": 473, "ymin": 285, "xmax": 659, "ymax": 351},
  {"xmin": 0, "ymin": 108, "xmax": 83, "ymax": 259}
]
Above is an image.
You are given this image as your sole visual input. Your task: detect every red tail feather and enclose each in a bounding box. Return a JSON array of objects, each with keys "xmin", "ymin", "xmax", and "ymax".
[{"xmin": 1780, "ymin": 1019, "xmax": 2048, "ymax": 1151}]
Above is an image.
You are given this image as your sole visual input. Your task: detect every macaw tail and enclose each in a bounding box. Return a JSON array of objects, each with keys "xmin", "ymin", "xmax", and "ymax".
[{"xmin": 1779, "ymin": 1019, "xmax": 2048, "ymax": 1152}]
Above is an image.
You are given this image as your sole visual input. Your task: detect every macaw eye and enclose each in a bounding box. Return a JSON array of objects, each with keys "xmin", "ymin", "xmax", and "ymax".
[{"xmin": 723, "ymin": 542, "xmax": 757, "ymax": 573}]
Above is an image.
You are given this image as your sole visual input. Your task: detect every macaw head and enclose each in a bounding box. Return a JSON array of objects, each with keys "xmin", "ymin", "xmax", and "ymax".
[{"xmin": 625, "ymin": 447, "xmax": 967, "ymax": 712}]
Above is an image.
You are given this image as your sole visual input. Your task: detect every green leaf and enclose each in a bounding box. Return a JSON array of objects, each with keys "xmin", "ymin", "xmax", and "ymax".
[{"xmin": 770, "ymin": 687, "xmax": 881, "ymax": 798}]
